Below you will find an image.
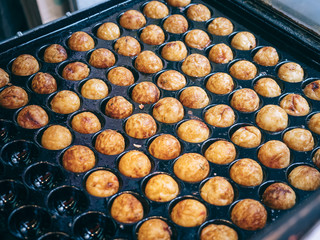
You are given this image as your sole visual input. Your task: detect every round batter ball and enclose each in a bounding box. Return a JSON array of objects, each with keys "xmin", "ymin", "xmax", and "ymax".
[
  {"xmin": 135, "ymin": 51, "xmax": 163, "ymax": 74},
  {"xmin": 229, "ymin": 60, "xmax": 257, "ymax": 80},
  {"xmin": 262, "ymin": 182, "xmax": 296, "ymax": 210},
  {"xmin": 231, "ymin": 126, "xmax": 261, "ymax": 148},
  {"xmin": 131, "ymin": 82, "xmax": 160, "ymax": 104},
  {"xmin": 140, "ymin": 25, "xmax": 165, "ymax": 45},
  {"xmin": 308, "ymin": 113, "xmax": 320, "ymax": 135},
  {"xmin": 0, "ymin": 86, "xmax": 28, "ymax": 109},
  {"xmin": 31, "ymin": 72, "xmax": 57, "ymax": 94},
  {"xmin": 313, "ymin": 148, "xmax": 320, "ymax": 168},
  {"xmin": 171, "ymin": 199, "xmax": 207, "ymax": 227},
  {"xmin": 278, "ymin": 62, "xmax": 304, "ymax": 83},
  {"xmin": 179, "ymin": 86, "xmax": 210, "ymax": 109},
  {"xmin": 144, "ymin": 174, "xmax": 179, "ymax": 202},
  {"xmin": 62, "ymin": 62, "xmax": 90, "ymax": 81},
  {"xmin": 204, "ymin": 104, "xmax": 235, "ymax": 128},
  {"xmin": 81, "ymin": 79, "xmax": 109, "ymax": 100},
  {"xmin": 161, "ymin": 41, "xmax": 188, "ymax": 61},
  {"xmin": 230, "ymin": 88, "xmax": 259, "ymax": 112},
  {"xmin": 200, "ymin": 224, "xmax": 238, "ymax": 240},
  {"xmin": 208, "ymin": 43, "xmax": 233, "ymax": 64},
  {"xmin": 110, "ymin": 193, "xmax": 144, "ymax": 223},
  {"xmin": 143, "ymin": 1, "xmax": 169, "ymax": 19},
  {"xmin": 304, "ymin": 80, "xmax": 320, "ymax": 100},
  {"xmin": 96, "ymin": 22, "xmax": 120, "ymax": 40},
  {"xmin": 114, "ymin": 36, "xmax": 141, "ymax": 57},
  {"xmin": 231, "ymin": 199, "xmax": 267, "ymax": 231},
  {"xmin": 187, "ymin": 4, "xmax": 211, "ymax": 22},
  {"xmin": 95, "ymin": 129, "xmax": 125, "ymax": 155},
  {"xmin": 105, "ymin": 96, "xmax": 133, "ymax": 119},
  {"xmin": 283, "ymin": 128, "xmax": 314, "ymax": 152},
  {"xmin": 12, "ymin": 54, "xmax": 40, "ymax": 76},
  {"xmin": 231, "ymin": 32, "xmax": 256, "ymax": 51},
  {"xmin": 50, "ymin": 90, "xmax": 80, "ymax": 114},
  {"xmin": 148, "ymin": 134, "xmax": 181, "ymax": 160},
  {"xmin": 256, "ymin": 105, "xmax": 288, "ymax": 132},
  {"xmin": 253, "ymin": 47, "xmax": 279, "ymax": 66},
  {"xmin": 185, "ymin": 29, "xmax": 211, "ymax": 49},
  {"xmin": 0, "ymin": 68, "xmax": 9, "ymax": 88},
  {"xmin": 71, "ymin": 112, "xmax": 101, "ymax": 134},
  {"xmin": 177, "ymin": 119, "xmax": 210, "ymax": 143},
  {"xmin": 119, "ymin": 10, "xmax": 146, "ymax": 30},
  {"xmin": 206, "ymin": 73, "xmax": 234, "ymax": 95},
  {"xmin": 118, "ymin": 150, "xmax": 151, "ymax": 178},
  {"xmin": 181, "ymin": 54, "xmax": 211, "ymax": 77},
  {"xmin": 137, "ymin": 218, "xmax": 172, "ymax": 240},
  {"xmin": 68, "ymin": 31, "xmax": 95, "ymax": 51},
  {"xmin": 62, "ymin": 145, "xmax": 95, "ymax": 173},
  {"xmin": 207, "ymin": 17, "xmax": 233, "ymax": 36},
  {"xmin": 230, "ymin": 158, "xmax": 263, "ymax": 186},
  {"xmin": 152, "ymin": 97, "xmax": 184, "ymax": 123},
  {"xmin": 254, "ymin": 78, "xmax": 281, "ymax": 97},
  {"xmin": 41, "ymin": 125, "xmax": 72, "ymax": 150},
  {"xmin": 43, "ymin": 44, "xmax": 68, "ymax": 63},
  {"xmin": 167, "ymin": 0, "xmax": 190, "ymax": 7},
  {"xmin": 280, "ymin": 94, "xmax": 309, "ymax": 116},
  {"xmin": 174, "ymin": 153, "xmax": 209, "ymax": 182},
  {"xmin": 89, "ymin": 48, "xmax": 116, "ymax": 68},
  {"xmin": 288, "ymin": 165, "xmax": 320, "ymax": 191},
  {"xmin": 125, "ymin": 113, "xmax": 157, "ymax": 139},
  {"xmin": 107, "ymin": 66, "xmax": 135, "ymax": 86},
  {"xmin": 200, "ymin": 177, "xmax": 234, "ymax": 206},
  {"xmin": 157, "ymin": 70, "xmax": 186, "ymax": 91},
  {"xmin": 204, "ymin": 140, "xmax": 236, "ymax": 164},
  {"xmin": 258, "ymin": 140, "xmax": 290, "ymax": 169},
  {"xmin": 163, "ymin": 14, "xmax": 188, "ymax": 34},
  {"xmin": 86, "ymin": 170, "xmax": 119, "ymax": 197},
  {"xmin": 17, "ymin": 105, "xmax": 49, "ymax": 129}
]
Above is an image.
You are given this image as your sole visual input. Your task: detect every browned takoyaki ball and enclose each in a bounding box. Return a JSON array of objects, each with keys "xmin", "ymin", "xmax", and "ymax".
[
  {"xmin": 138, "ymin": 219, "xmax": 172, "ymax": 240},
  {"xmin": 258, "ymin": 140, "xmax": 290, "ymax": 169},
  {"xmin": 86, "ymin": 170, "xmax": 119, "ymax": 197},
  {"xmin": 167, "ymin": 0, "xmax": 190, "ymax": 7},
  {"xmin": 118, "ymin": 150, "xmax": 151, "ymax": 178},
  {"xmin": 125, "ymin": 113, "xmax": 157, "ymax": 139},
  {"xmin": 44, "ymin": 44, "xmax": 68, "ymax": 63},
  {"xmin": 71, "ymin": 112, "xmax": 101, "ymax": 134},
  {"xmin": 256, "ymin": 105, "xmax": 288, "ymax": 132},
  {"xmin": 231, "ymin": 31, "xmax": 256, "ymax": 51},
  {"xmin": 313, "ymin": 148, "xmax": 320, "ymax": 168},
  {"xmin": 119, "ymin": 10, "xmax": 146, "ymax": 30},
  {"xmin": 62, "ymin": 62, "xmax": 90, "ymax": 81},
  {"xmin": 262, "ymin": 183, "xmax": 296, "ymax": 210},
  {"xmin": 177, "ymin": 119, "xmax": 210, "ymax": 143},
  {"xmin": 231, "ymin": 126, "xmax": 261, "ymax": 148},
  {"xmin": 89, "ymin": 48, "xmax": 116, "ymax": 68},
  {"xmin": 0, "ymin": 68, "xmax": 9, "ymax": 88},
  {"xmin": 107, "ymin": 66, "xmax": 135, "ymax": 86},
  {"xmin": 81, "ymin": 79, "xmax": 109, "ymax": 100},
  {"xmin": 179, "ymin": 86, "xmax": 209, "ymax": 109},
  {"xmin": 229, "ymin": 60, "xmax": 257, "ymax": 80},
  {"xmin": 131, "ymin": 82, "xmax": 160, "ymax": 104},
  {"xmin": 31, "ymin": 72, "xmax": 57, "ymax": 94},
  {"xmin": 283, "ymin": 128, "xmax": 314, "ymax": 152},
  {"xmin": 208, "ymin": 43, "xmax": 233, "ymax": 64},
  {"xmin": 143, "ymin": 1, "xmax": 169, "ymax": 19},
  {"xmin": 12, "ymin": 54, "xmax": 40, "ymax": 76},
  {"xmin": 185, "ymin": 29, "xmax": 211, "ymax": 49},
  {"xmin": 114, "ymin": 36, "xmax": 141, "ymax": 57},
  {"xmin": 148, "ymin": 134, "xmax": 181, "ymax": 160},
  {"xmin": 200, "ymin": 224, "xmax": 238, "ymax": 240},
  {"xmin": 135, "ymin": 51, "xmax": 163, "ymax": 74},
  {"xmin": 62, "ymin": 145, "xmax": 95, "ymax": 173},
  {"xmin": 95, "ymin": 129, "xmax": 125, "ymax": 155},
  {"xmin": 288, "ymin": 165, "xmax": 320, "ymax": 191},
  {"xmin": 204, "ymin": 104, "xmax": 235, "ymax": 128},
  {"xmin": 0, "ymin": 86, "xmax": 28, "ymax": 109},
  {"xmin": 105, "ymin": 96, "xmax": 133, "ymax": 119},
  {"xmin": 206, "ymin": 73, "xmax": 234, "ymax": 95},
  {"xmin": 254, "ymin": 78, "xmax": 281, "ymax": 97},
  {"xmin": 253, "ymin": 47, "xmax": 279, "ymax": 66},
  {"xmin": 96, "ymin": 22, "xmax": 121, "ymax": 40},
  {"xmin": 304, "ymin": 80, "xmax": 320, "ymax": 100},
  {"xmin": 68, "ymin": 31, "xmax": 95, "ymax": 51},
  {"xmin": 50, "ymin": 90, "xmax": 80, "ymax": 114},
  {"xmin": 152, "ymin": 97, "xmax": 184, "ymax": 123},
  {"xmin": 41, "ymin": 125, "xmax": 72, "ymax": 150},
  {"xmin": 187, "ymin": 4, "xmax": 211, "ymax": 22},
  {"xmin": 204, "ymin": 140, "xmax": 236, "ymax": 164},
  {"xmin": 161, "ymin": 41, "xmax": 188, "ymax": 61},
  {"xmin": 231, "ymin": 88, "xmax": 259, "ymax": 112},
  {"xmin": 207, "ymin": 17, "xmax": 233, "ymax": 36},
  {"xmin": 163, "ymin": 14, "xmax": 188, "ymax": 34},
  {"xmin": 231, "ymin": 199, "xmax": 267, "ymax": 231},
  {"xmin": 280, "ymin": 94, "xmax": 309, "ymax": 116},
  {"xmin": 157, "ymin": 70, "xmax": 186, "ymax": 91},
  {"xmin": 140, "ymin": 25, "xmax": 165, "ymax": 45},
  {"xmin": 230, "ymin": 158, "xmax": 263, "ymax": 186},
  {"xmin": 308, "ymin": 113, "xmax": 320, "ymax": 135},
  {"xmin": 17, "ymin": 105, "xmax": 49, "ymax": 129},
  {"xmin": 181, "ymin": 54, "xmax": 211, "ymax": 77},
  {"xmin": 278, "ymin": 62, "xmax": 304, "ymax": 83}
]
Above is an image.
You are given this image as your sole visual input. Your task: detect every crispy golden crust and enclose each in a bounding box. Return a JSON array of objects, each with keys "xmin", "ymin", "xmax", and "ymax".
[
  {"xmin": 278, "ymin": 62, "xmax": 304, "ymax": 83},
  {"xmin": 114, "ymin": 36, "xmax": 141, "ymax": 57},
  {"xmin": 229, "ymin": 60, "xmax": 257, "ymax": 80},
  {"xmin": 148, "ymin": 134, "xmax": 181, "ymax": 160},
  {"xmin": 44, "ymin": 44, "xmax": 67, "ymax": 63},
  {"xmin": 200, "ymin": 224, "xmax": 238, "ymax": 240},
  {"xmin": 161, "ymin": 41, "xmax": 188, "ymax": 61},
  {"xmin": 304, "ymin": 80, "xmax": 320, "ymax": 100},
  {"xmin": 0, "ymin": 86, "xmax": 28, "ymax": 109},
  {"xmin": 262, "ymin": 183, "xmax": 296, "ymax": 210},
  {"xmin": 163, "ymin": 15, "xmax": 188, "ymax": 34},
  {"xmin": 177, "ymin": 120, "xmax": 210, "ymax": 143},
  {"xmin": 283, "ymin": 128, "xmax": 314, "ymax": 151},
  {"xmin": 62, "ymin": 62, "xmax": 90, "ymax": 81},
  {"xmin": 185, "ymin": 29, "xmax": 211, "ymax": 49},
  {"xmin": 152, "ymin": 97, "xmax": 184, "ymax": 123},
  {"xmin": 231, "ymin": 32, "xmax": 256, "ymax": 50},
  {"xmin": 86, "ymin": 170, "xmax": 119, "ymax": 197},
  {"xmin": 206, "ymin": 73, "xmax": 234, "ymax": 95},
  {"xmin": 119, "ymin": 10, "xmax": 146, "ymax": 30},
  {"xmin": 207, "ymin": 17, "xmax": 233, "ymax": 36},
  {"xmin": 68, "ymin": 31, "xmax": 95, "ymax": 51},
  {"xmin": 166, "ymin": 0, "xmax": 190, "ymax": 7},
  {"xmin": 105, "ymin": 96, "xmax": 133, "ymax": 119},
  {"xmin": 308, "ymin": 113, "xmax": 320, "ymax": 135},
  {"xmin": 41, "ymin": 125, "xmax": 72, "ymax": 150},
  {"xmin": 204, "ymin": 140, "xmax": 236, "ymax": 164},
  {"xmin": 125, "ymin": 113, "xmax": 157, "ymax": 139},
  {"xmin": 313, "ymin": 148, "xmax": 320, "ymax": 168},
  {"xmin": 208, "ymin": 44, "xmax": 233, "ymax": 64},
  {"xmin": 140, "ymin": 25, "xmax": 165, "ymax": 45},
  {"xmin": 0, "ymin": 68, "xmax": 9, "ymax": 88},
  {"xmin": 118, "ymin": 150, "xmax": 151, "ymax": 178},
  {"xmin": 138, "ymin": 219, "xmax": 172, "ymax": 240},
  {"xmin": 254, "ymin": 78, "xmax": 281, "ymax": 98},
  {"xmin": 179, "ymin": 86, "xmax": 209, "ymax": 109},
  {"xmin": 258, "ymin": 140, "xmax": 290, "ymax": 169},
  {"xmin": 107, "ymin": 66, "xmax": 135, "ymax": 86},
  {"xmin": 157, "ymin": 70, "xmax": 186, "ymax": 91},
  {"xmin": 89, "ymin": 48, "xmax": 116, "ymax": 68},
  {"xmin": 95, "ymin": 129, "xmax": 125, "ymax": 155},
  {"xmin": 96, "ymin": 22, "xmax": 120, "ymax": 40},
  {"xmin": 253, "ymin": 47, "xmax": 279, "ymax": 66},
  {"xmin": 50, "ymin": 90, "xmax": 80, "ymax": 114},
  {"xmin": 280, "ymin": 94, "xmax": 309, "ymax": 116},
  {"xmin": 81, "ymin": 79, "xmax": 109, "ymax": 100},
  {"xmin": 71, "ymin": 112, "xmax": 101, "ymax": 134},
  {"xmin": 12, "ymin": 54, "xmax": 39, "ymax": 76},
  {"xmin": 31, "ymin": 72, "xmax": 57, "ymax": 94},
  {"xmin": 135, "ymin": 51, "xmax": 163, "ymax": 74},
  {"xmin": 230, "ymin": 158, "xmax": 263, "ymax": 186},
  {"xmin": 288, "ymin": 165, "xmax": 320, "ymax": 191},
  {"xmin": 230, "ymin": 88, "xmax": 259, "ymax": 112},
  {"xmin": 62, "ymin": 145, "xmax": 95, "ymax": 173},
  {"xmin": 131, "ymin": 82, "xmax": 160, "ymax": 104},
  {"xmin": 181, "ymin": 54, "xmax": 211, "ymax": 77},
  {"xmin": 143, "ymin": 1, "xmax": 169, "ymax": 19},
  {"xmin": 187, "ymin": 4, "xmax": 211, "ymax": 22},
  {"xmin": 256, "ymin": 105, "xmax": 288, "ymax": 132},
  {"xmin": 17, "ymin": 105, "xmax": 49, "ymax": 129},
  {"xmin": 231, "ymin": 126, "xmax": 261, "ymax": 148},
  {"xmin": 204, "ymin": 105, "xmax": 235, "ymax": 128}
]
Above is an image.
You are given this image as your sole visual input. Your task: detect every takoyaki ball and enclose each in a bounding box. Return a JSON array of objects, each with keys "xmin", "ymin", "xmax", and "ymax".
[
  {"xmin": 68, "ymin": 31, "xmax": 95, "ymax": 51},
  {"xmin": 31, "ymin": 72, "xmax": 57, "ymax": 94},
  {"xmin": 131, "ymin": 82, "xmax": 160, "ymax": 104},
  {"xmin": 313, "ymin": 148, "xmax": 320, "ymax": 168},
  {"xmin": 152, "ymin": 97, "xmax": 184, "ymax": 123},
  {"xmin": 231, "ymin": 31, "xmax": 256, "ymax": 51},
  {"xmin": 62, "ymin": 62, "xmax": 90, "ymax": 81},
  {"xmin": 119, "ymin": 10, "xmax": 146, "ymax": 30},
  {"xmin": 114, "ymin": 36, "xmax": 141, "ymax": 57},
  {"xmin": 41, "ymin": 125, "xmax": 72, "ymax": 150},
  {"xmin": 107, "ymin": 66, "xmax": 135, "ymax": 86},
  {"xmin": 258, "ymin": 140, "xmax": 290, "ymax": 169},
  {"xmin": 174, "ymin": 153, "xmax": 209, "ymax": 182},
  {"xmin": 144, "ymin": 174, "xmax": 179, "ymax": 202},
  {"xmin": 230, "ymin": 158, "xmax": 263, "ymax": 186},
  {"xmin": 17, "ymin": 105, "xmax": 49, "ymax": 129},
  {"xmin": 204, "ymin": 104, "xmax": 235, "ymax": 128},
  {"xmin": 171, "ymin": 199, "xmax": 207, "ymax": 227},
  {"xmin": 86, "ymin": 170, "xmax": 119, "ymax": 197},
  {"xmin": 157, "ymin": 70, "xmax": 186, "ymax": 91},
  {"xmin": 50, "ymin": 90, "xmax": 80, "ymax": 114},
  {"xmin": 110, "ymin": 193, "xmax": 144, "ymax": 223},
  {"xmin": 125, "ymin": 113, "xmax": 157, "ymax": 139},
  {"xmin": 96, "ymin": 22, "xmax": 120, "ymax": 40},
  {"xmin": 43, "ymin": 44, "xmax": 68, "ymax": 63},
  {"xmin": 62, "ymin": 145, "xmax": 95, "ymax": 173},
  {"xmin": 231, "ymin": 126, "xmax": 261, "ymax": 148},
  {"xmin": 135, "ymin": 51, "xmax": 163, "ymax": 74},
  {"xmin": 167, "ymin": 0, "xmax": 190, "ymax": 7},
  {"xmin": 0, "ymin": 86, "xmax": 28, "ymax": 109},
  {"xmin": 208, "ymin": 43, "xmax": 233, "ymax": 64},
  {"xmin": 161, "ymin": 41, "xmax": 188, "ymax": 61},
  {"xmin": 204, "ymin": 140, "xmax": 236, "ymax": 164},
  {"xmin": 12, "ymin": 54, "xmax": 39, "ymax": 76},
  {"xmin": 280, "ymin": 94, "xmax": 309, "ymax": 116},
  {"xmin": 308, "ymin": 113, "xmax": 320, "ymax": 135},
  {"xmin": 95, "ymin": 130, "xmax": 125, "ymax": 155},
  {"xmin": 0, "ymin": 68, "xmax": 9, "ymax": 88},
  {"xmin": 118, "ymin": 150, "xmax": 151, "ymax": 178},
  {"xmin": 143, "ymin": 1, "xmax": 169, "ymax": 19},
  {"xmin": 254, "ymin": 77, "xmax": 281, "ymax": 97},
  {"xmin": 253, "ymin": 47, "xmax": 279, "ymax": 66},
  {"xmin": 138, "ymin": 219, "xmax": 172, "ymax": 240},
  {"xmin": 81, "ymin": 79, "xmax": 109, "ymax": 100},
  {"xmin": 71, "ymin": 112, "xmax": 101, "ymax": 134},
  {"xmin": 185, "ymin": 29, "xmax": 211, "ymax": 49},
  {"xmin": 230, "ymin": 88, "xmax": 259, "ymax": 112},
  {"xmin": 200, "ymin": 224, "xmax": 238, "ymax": 240},
  {"xmin": 179, "ymin": 86, "xmax": 209, "ymax": 109},
  {"xmin": 229, "ymin": 60, "xmax": 257, "ymax": 80},
  {"xmin": 181, "ymin": 54, "xmax": 211, "ymax": 77},
  {"xmin": 231, "ymin": 199, "xmax": 267, "ymax": 231},
  {"xmin": 256, "ymin": 105, "xmax": 288, "ymax": 132},
  {"xmin": 163, "ymin": 14, "xmax": 188, "ymax": 34},
  {"xmin": 187, "ymin": 4, "xmax": 211, "ymax": 22},
  {"xmin": 304, "ymin": 80, "xmax": 320, "ymax": 100},
  {"xmin": 89, "ymin": 48, "xmax": 116, "ymax": 68},
  {"xmin": 262, "ymin": 183, "xmax": 296, "ymax": 210},
  {"xmin": 288, "ymin": 165, "xmax": 320, "ymax": 191},
  {"xmin": 148, "ymin": 134, "xmax": 181, "ymax": 160},
  {"xmin": 206, "ymin": 73, "xmax": 234, "ymax": 95},
  {"xmin": 105, "ymin": 96, "xmax": 133, "ymax": 119},
  {"xmin": 207, "ymin": 17, "xmax": 233, "ymax": 36},
  {"xmin": 140, "ymin": 25, "xmax": 165, "ymax": 45},
  {"xmin": 283, "ymin": 128, "xmax": 314, "ymax": 152},
  {"xmin": 200, "ymin": 177, "xmax": 234, "ymax": 206},
  {"xmin": 177, "ymin": 120, "xmax": 210, "ymax": 143},
  {"xmin": 278, "ymin": 62, "xmax": 304, "ymax": 83}
]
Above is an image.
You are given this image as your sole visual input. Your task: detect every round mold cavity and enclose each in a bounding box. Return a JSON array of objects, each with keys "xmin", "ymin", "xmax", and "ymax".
[
  {"xmin": 137, "ymin": 25, "xmax": 168, "ymax": 46},
  {"xmin": 78, "ymin": 78, "xmax": 112, "ymax": 101},
  {"xmin": 203, "ymin": 72, "xmax": 237, "ymax": 95},
  {"xmin": 100, "ymin": 96, "xmax": 134, "ymax": 119},
  {"xmin": 250, "ymin": 45, "xmax": 282, "ymax": 66},
  {"xmin": 92, "ymin": 21, "xmax": 123, "ymax": 41},
  {"xmin": 85, "ymin": 48, "xmax": 118, "ymax": 69},
  {"xmin": 198, "ymin": 219, "xmax": 240, "ymax": 240},
  {"xmin": 7, "ymin": 55, "xmax": 42, "ymax": 79},
  {"xmin": 38, "ymin": 232, "xmax": 71, "ymax": 240},
  {"xmin": 227, "ymin": 58, "xmax": 259, "ymax": 81},
  {"xmin": 68, "ymin": 110, "xmax": 105, "ymax": 135},
  {"xmin": 152, "ymin": 68, "xmax": 189, "ymax": 92},
  {"xmin": 105, "ymin": 65, "xmax": 139, "ymax": 87},
  {"xmin": 251, "ymin": 75, "xmax": 285, "ymax": 98},
  {"xmin": 128, "ymin": 81, "xmax": 162, "ymax": 105},
  {"xmin": 57, "ymin": 60, "xmax": 91, "ymax": 82},
  {"xmin": 65, "ymin": 31, "xmax": 97, "ymax": 52},
  {"xmin": 278, "ymin": 92, "xmax": 312, "ymax": 117},
  {"xmin": 0, "ymin": 119, "xmax": 16, "ymax": 145},
  {"xmin": 27, "ymin": 72, "xmax": 60, "ymax": 96},
  {"xmin": 205, "ymin": 43, "xmax": 237, "ymax": 65},
  {"xmin": 0, "ymin": 179, "xmax": 28, "ymax": 212},
  {"xmin": 202, "ymin": 103, "xmax": 238, "ymax": 129},
  {"xmin": 37, "ymin": 43, "xmax": 70, "ymax": 64},
  {"xmin": 275, "ymin": 60, "xmax": 307, "ymax": 83}
]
